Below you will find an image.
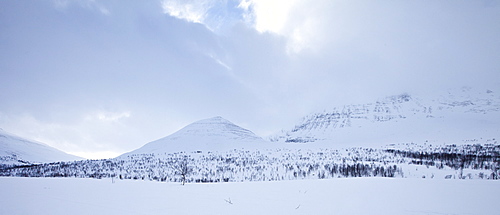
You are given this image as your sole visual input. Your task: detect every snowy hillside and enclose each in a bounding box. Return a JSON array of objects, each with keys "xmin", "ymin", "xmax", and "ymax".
[
  {"xmin": 271, "ymin": 87, "xmax": 500, "ymax": 148},
  {"xmin": 121, "ymin": 116, "xmax": 275, "ymax": 156},
  {"xmin": 0, "ymin": 129, "xmax": 82, "ymax": 165}
]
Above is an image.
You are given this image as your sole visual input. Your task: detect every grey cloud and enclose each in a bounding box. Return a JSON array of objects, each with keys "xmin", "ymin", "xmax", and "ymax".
[{"xmin": 0, "ymin": 0, "xmax": 498, "ymax": 158}]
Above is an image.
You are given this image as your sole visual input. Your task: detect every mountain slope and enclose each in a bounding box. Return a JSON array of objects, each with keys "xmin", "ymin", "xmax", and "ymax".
[
  {"xmin": 121, "ymin": 116, "xmax": 272, "ymax": 156},
  {"xmin": 271, "ymin": 87, "xmax": 500, "ymax": 148},
  {"xmin": 0, "ymin": 129, "xmax": 83, "ymax": 165}
]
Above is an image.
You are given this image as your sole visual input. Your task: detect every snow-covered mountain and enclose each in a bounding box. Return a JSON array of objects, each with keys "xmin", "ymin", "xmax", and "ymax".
[
  {"xmin": 121, "ymin": 116, "xmax": 273, "ymax": 156},
  {"xmin": 0, "ymin": 129, "xmax": 82, "ymax": 165},
  {"xmin": 271, "ymin": 87, "xmax": 500, "ymax": 148}
]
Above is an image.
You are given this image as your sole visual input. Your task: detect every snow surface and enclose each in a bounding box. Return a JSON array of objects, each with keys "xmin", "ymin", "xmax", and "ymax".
[
  {"xmin": 121, "ymin": 116, "xmax": 277, "ymax": 156},
  {"xmin": 0, "ymin": 129, "xmax": 82, "ymax": 164},
  {"xmin": 0, "ymin": 177, "xmax": 498, "ymax": 215}
]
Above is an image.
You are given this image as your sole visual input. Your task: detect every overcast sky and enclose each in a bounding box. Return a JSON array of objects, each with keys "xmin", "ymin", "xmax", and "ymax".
[{"xmin": 1, "ymin": 0, "xmax": 499, "ymax": 159}]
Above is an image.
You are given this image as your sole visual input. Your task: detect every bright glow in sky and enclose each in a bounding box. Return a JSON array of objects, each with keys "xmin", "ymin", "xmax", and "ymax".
[
  {"xmin": 162, "ymin": 1, "xmax": 209, "ymax": 24},
  {"xmin": 0, "ymin": 0, "xmax": 499, "ymax": 159}
]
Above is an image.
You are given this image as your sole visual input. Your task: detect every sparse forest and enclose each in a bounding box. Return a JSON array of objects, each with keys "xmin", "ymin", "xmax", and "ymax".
[{"xmin": 1, "ymin": 143, "xmax": 498, "ymax": 183}]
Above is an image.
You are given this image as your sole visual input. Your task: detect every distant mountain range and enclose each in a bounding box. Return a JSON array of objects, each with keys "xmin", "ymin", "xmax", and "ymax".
[
  {"xmin": 120, "ymin": 87, "xmax": 499, "ymax": 157},
  {"xmin": 1, "ymin": 87, "xmax": 498, "ymax": 163},
  {"xmin": 270, "ymin": 87, "xmax": 499, "ymax": 148},
  {"xmin": 0, "ymin": 129, "xmax": 82, "ymax": 165}
]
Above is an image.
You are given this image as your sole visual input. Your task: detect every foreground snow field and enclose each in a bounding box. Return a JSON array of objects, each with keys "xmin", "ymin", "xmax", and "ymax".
[{"xmin": 0, "ymin": 177, "xmax": 498, "ymax": 215}]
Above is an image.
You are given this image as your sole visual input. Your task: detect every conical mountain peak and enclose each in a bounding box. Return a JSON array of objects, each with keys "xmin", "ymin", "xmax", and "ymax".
[
  {"xmin": 121, "ymin": 116, "xmax": 270, "ymax": 156},
  {"xmin": 201, "ymin": 116, "xmax": 227, "ymax": 122},
  {"xmin": 169, "ymin": 116, "xmax": 259, "ymax": 140}
]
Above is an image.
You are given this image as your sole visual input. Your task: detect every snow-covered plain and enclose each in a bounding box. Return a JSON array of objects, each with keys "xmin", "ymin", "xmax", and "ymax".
[{"xmin": 0, "ymin": 177, "xmax": 498, "ymax": 215}]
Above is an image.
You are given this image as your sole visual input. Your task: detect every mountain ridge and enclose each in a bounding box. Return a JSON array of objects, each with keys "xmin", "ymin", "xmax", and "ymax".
[
  {"xmin": 270, "ymin": 87, "xmax": 500, "ymax": 148},
  {"xmin": 0, "ymin": 129, "xmax": 83, "ymax": 165}
]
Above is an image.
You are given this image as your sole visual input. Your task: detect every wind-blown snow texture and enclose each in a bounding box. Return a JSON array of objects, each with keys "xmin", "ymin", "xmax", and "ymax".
[{"xmin": 0, "ymin": 129, "xmax": 82, "ymax": 165}]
